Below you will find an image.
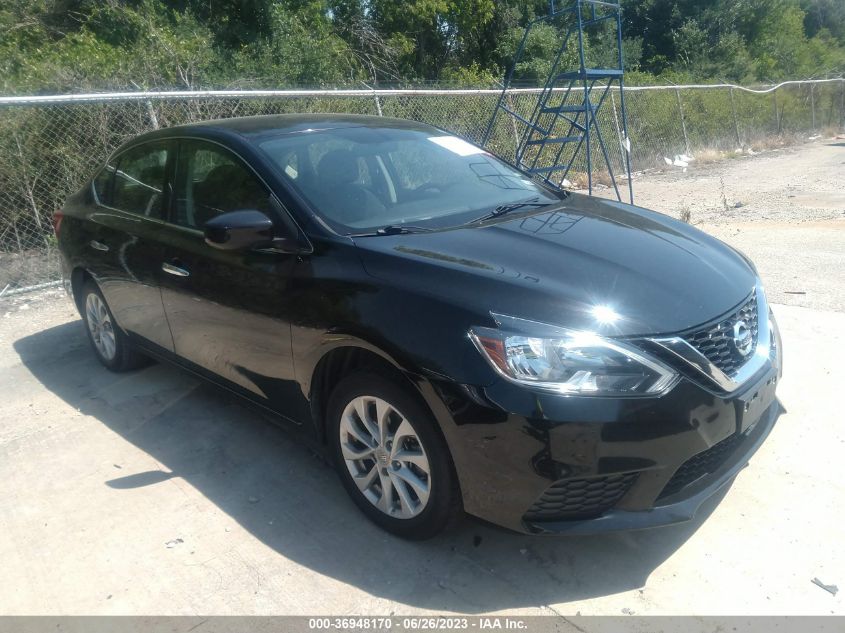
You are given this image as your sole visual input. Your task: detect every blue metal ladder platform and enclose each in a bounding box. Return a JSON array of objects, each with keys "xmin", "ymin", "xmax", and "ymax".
[{"xmin": 482, "ymin": 1, "xmax": 634, "ymax": 204}]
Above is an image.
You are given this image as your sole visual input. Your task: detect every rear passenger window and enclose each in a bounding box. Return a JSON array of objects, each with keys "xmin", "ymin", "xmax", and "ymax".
[{"xmin": 111, "ymin": 143, "xmax": 169, "ymax": 218}]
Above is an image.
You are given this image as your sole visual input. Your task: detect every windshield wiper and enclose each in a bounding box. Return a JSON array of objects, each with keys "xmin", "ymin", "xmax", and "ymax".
[
  {"xmin": 468, "ymin": 197, "xmax": 553, "ymax": 224},
  {"xmin": 348, "ymin": 225, "xmax": 437, "ymax": 237},
  {"xmin": 377, "ymin": 225, "xmax": 437, "ymax": 235}
]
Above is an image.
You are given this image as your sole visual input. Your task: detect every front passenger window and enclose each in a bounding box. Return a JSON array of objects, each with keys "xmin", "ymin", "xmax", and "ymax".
[{"xmin": 173, "ymin": 141, "xmax": 271, "ymax": 229}]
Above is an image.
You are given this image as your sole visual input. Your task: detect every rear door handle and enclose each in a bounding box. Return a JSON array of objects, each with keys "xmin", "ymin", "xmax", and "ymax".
[
  {"xmin": 161, "ymin": 262, "xmax": 190, "ymax": 277},
  {"xmin": 89, "ymin": 240, "xmax": 109, "ymax": 252}
]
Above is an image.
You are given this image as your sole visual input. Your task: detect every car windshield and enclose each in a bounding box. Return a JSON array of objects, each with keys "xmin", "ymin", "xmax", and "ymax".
[{"xmin": 258, "ymin": 126, "xmax": 561, "ymax": 234}]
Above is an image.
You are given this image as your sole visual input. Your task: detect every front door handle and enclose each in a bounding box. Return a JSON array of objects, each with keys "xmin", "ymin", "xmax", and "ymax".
[
  {"xmin": 161, "ymin": 262, "xmax": 190, "ymax": 277},
  {"xmin": 89, "ymin": 240, "xmax": 109, "ymax": 252}
]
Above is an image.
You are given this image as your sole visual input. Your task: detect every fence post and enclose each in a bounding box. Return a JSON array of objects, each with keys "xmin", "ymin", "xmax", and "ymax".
[
  {"xmin": 610, "ymin": 90, "xmax": 626, "ymax": 162},
  {"xmin": 675, "ymin": 88, "xmax": 691, "ymax": 156},
  {"xmin": 729, "ymin": 87, "xmax": 741, "ymax": 148},
  {"xmin": 145, "ymin": 99, "xmax": 159, "ymax": 130},
  {"xmin": 810, "ymin": 83, "xmax": 816, "ymax": 131},
  {"xmin": 505, "ymin": 93, "xmax": 521, "ymax": 160},
  {"xmin": 772, "ymin": 90, "xmax": 780, "ymax": 134},
  {"xmin": 839, "ymin": 79, "xmax": 845, "ymax": 128},
  {"xmin": 362, "ymin": 83, "xmax": 383, "ymax": 116}
]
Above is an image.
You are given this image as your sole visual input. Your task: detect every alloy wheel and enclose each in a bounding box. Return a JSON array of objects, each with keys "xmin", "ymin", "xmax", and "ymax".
[
  {"xmin": 339, "ymin": 395, "xmax": 431, "ymax": 519},
  {"xmin": 85, "ymin": 292, "xmax": 117, "ymax": 361}
]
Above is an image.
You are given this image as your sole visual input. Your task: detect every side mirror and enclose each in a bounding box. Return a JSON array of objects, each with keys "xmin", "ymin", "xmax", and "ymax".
[{"xmin": 204, "ymin": 210, "xmax": 295, "ymax": 252}]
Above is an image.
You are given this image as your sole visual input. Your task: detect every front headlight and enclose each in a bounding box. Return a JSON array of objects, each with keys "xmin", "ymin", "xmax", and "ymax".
[{"xmin": 470, "ymin": 314, "xmax": 678, "ymax": 397}]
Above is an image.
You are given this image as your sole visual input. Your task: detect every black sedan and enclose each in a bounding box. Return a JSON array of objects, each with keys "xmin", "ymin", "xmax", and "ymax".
[{"xmin": 56, "ymin": 114, "xmax": 783, "ymax": 539}]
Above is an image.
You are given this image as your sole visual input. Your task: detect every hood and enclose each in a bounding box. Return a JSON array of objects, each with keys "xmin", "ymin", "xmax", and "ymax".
[{"xmin": 353, "ymin": 194, "xmax": 757, "ymax": 337}]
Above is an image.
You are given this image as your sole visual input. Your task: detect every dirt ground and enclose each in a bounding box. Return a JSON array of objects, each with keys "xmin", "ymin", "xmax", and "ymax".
[
  {"xmin": 629, "ymin": 141, "xmax": 845, "ymax": 226},
  {"xmin": 0, "ymin": 141, "xmax": 843, "ymax": 617}
]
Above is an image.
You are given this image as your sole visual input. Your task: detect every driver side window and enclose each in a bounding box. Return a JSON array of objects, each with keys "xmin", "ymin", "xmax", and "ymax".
[{"xmin": 173, "ymin": 140, "xmax": 271, "ymax": 230}]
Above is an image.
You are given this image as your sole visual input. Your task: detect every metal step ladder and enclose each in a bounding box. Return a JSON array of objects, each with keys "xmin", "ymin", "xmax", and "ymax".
[{"xmin": 482, "ymin": 0, "xmax": 634, "ymax": 203}]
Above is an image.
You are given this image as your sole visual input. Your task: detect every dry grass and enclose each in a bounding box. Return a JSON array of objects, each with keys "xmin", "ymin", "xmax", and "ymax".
[
  {"xmin": 692, "ymin": 148, "xmax": 726, "ymax": 164},
  {"xmin": 564, "ymin": 170, "xmax": 617, "ymax": 189}
]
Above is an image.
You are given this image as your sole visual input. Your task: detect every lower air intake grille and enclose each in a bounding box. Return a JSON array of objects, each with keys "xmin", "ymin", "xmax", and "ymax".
[
  {"xmin": 524, "ymin": 473, "xmax": 638, "ymax": 522},
  {"xmin": 658, "ymin": 432, "xmax": 744, "ymax": 500}
]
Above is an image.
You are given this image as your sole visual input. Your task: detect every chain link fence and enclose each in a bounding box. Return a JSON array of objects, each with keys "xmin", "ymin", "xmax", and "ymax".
[{"xmin": 1, "ymin": 78, "xmax": 843, "ymax": 295}]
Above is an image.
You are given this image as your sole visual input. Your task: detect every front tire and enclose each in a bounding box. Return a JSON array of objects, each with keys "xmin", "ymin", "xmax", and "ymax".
[
  {"xmin": 327, "ymin": 372, "xmax": 461, "ymax": 539},
  {"xmin": 81, "ymin": 281, "xmax": 147, "ymax": 372}
]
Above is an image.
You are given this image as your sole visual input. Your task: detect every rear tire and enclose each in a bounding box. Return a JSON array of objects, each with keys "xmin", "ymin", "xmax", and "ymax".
[
  {"xmin": 80, "ymin": 281, "xmax": 148, "ymax": 372},
  {"xmin": 327, "ymin": 371, "xmax": 462, "ymax": 539}
]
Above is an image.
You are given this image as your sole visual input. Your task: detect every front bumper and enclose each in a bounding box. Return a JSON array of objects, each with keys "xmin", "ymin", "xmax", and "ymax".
[
  {"xmin": 526, "ymin": 396, "xmax": 780, "ymax": 534},
  {"xmin": 424, "ymin": 356, "xmax": 782, "ymax": 535}
]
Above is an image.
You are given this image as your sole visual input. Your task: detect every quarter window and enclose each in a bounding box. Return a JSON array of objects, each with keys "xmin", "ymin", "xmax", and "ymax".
[
  {"xmin": 111, "ymin": 143, "xmax": 169, "ymax": 218},
  {"xmin": 173, "ymin": 141, "xmax": 271, "ymax": 229},
  {"xmin": 93, "ymin": 160, "xmax": 117, "ymax": 205}
]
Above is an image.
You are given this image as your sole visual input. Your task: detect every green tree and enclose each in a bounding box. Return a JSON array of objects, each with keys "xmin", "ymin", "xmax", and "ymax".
[
  {"xmin": 0, "ymin": 0, "xmax": 218, "ymax": 92},
  {"xmin": 369, "ymin": 0, "xmax": 496, "ymax": 80},
  {"xmin": 1, "ymin": 0, "xmax": 844, "ymax": 91},
  {"xmin": 231, "ymin": 2, "xmax": 362, "ymax": 86},
  {"xmin": 801, "ymin": 0, "xmax": 845, "ymax": 42}
]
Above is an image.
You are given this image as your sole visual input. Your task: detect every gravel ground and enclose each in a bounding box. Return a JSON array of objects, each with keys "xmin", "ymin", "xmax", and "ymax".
[
  {"xmin": 1, "ymin": 293, "xmax": 842, "ymax": 616},
  {"xmin": 1, "ymin": 141, "xmax": 843, "ymax": 617}
]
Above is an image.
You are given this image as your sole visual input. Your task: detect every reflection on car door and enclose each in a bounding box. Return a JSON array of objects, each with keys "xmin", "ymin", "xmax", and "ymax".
[
  {"xmin": 158, "ymin": 139, "xmax": 303, "ymax": 418},
  {"xmin": 88, "ymin": 141, "xmax": 175, "ymax": 352}
]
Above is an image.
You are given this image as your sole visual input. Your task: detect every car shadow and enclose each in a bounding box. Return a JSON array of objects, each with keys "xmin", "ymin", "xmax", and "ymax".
[{"xmin": 14, "ymin": 321, "xmax": 728, "ymax": 613}]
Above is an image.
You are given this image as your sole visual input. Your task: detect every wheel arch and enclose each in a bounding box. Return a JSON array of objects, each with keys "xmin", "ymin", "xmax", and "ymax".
[
  {"xmin": 304, "ymin": 338, "xmax": 439, "ymax": 447},
  {"xmin": 309, "ymin": 339, "xmax": 466, "ymax": 529},
  {"xmin": 69, "ymin": 267, "xmax": 94, "ymax": 315}
]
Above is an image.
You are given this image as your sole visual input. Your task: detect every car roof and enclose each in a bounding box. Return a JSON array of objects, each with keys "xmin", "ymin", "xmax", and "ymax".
[{"xmin": 142, "ymin": 113, "xmax": 440, "ymax": 142}]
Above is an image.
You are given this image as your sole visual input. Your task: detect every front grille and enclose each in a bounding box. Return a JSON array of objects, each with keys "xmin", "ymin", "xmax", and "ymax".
[
  {"xmin": 524, "ymin": 473, "xmax": 638, "ymax": 522},
  {"xmin": 684, "ymin": 292, "xmax": 758, "ymax": 376},
  {"xmin": 658, "ymin": 432, "xmax": 744, "ymax": 500}
]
